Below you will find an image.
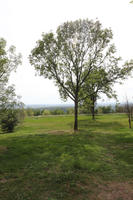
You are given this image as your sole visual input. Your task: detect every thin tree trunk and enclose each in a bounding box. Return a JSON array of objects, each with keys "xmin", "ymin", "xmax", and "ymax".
[
  {"xmin": 74, "ymin": 100, "xmax": 78, "ymax": 131},
  {"xmin": 129, "ymin": 115, "xmax": 131, "ymax": 128},
  {"xmin": 91, "ymin": 96, "xmax": 95, "ymax": 120},
  {"xmin": 91, "ymin": 106, "xmax": 95, "ymax": 120}
]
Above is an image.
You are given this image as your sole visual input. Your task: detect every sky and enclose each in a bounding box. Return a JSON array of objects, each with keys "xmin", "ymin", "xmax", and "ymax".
[{"xmin": 0, "ymin": 0, "xmax": 133, "ymax": 105}]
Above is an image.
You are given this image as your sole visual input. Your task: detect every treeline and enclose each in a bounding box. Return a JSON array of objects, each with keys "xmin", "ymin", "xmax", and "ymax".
[
  {"xmin": 23, "ymin": 107, "xmax": 74, "ymax": 117},
  {"xmin": 23, "ymin": 104, "xmax": 129, "ymax": 117}
]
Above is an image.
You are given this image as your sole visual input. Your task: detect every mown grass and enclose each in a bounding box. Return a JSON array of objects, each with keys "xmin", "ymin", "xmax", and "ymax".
[{"xmin": 0, "ymin": 114, "xmax": 133, "ymax": 200}]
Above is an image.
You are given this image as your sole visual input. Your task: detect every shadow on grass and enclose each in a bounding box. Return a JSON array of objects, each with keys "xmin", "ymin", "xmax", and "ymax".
[{"xmin": 78, "ymin": 119, "xmax": 125, "ymax": 130}]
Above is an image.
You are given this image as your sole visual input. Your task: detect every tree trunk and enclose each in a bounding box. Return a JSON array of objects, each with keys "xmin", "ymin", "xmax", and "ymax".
[
  {"xmin": 129, "ymin": 115, "xmax": 131, "ymax": 128},
  {"xmin": 74, "ymin": 100, "xmax": 78, "ymax": 131},
  {"xmin": 91, "ymin": 96, "xmax": 95, "ymax": 120},
  {"xmin": 91, "ymin": 106, "xmax": 95, "ymax": 120}
]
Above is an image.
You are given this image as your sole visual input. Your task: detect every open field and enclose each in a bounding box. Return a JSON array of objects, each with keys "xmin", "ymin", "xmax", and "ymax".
[{"xmin": 0, "ymin": 114, "xmax": 133, "ymax": 200}]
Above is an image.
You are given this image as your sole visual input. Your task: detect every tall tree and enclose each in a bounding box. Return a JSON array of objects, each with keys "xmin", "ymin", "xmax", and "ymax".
[{"xmin": 29, "ymin": 19, "xmax": 133, "ymax": 131}]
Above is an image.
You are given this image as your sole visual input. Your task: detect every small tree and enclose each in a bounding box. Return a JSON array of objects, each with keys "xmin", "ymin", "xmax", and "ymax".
[
  {"xmin": 0, "ymin": 86, "xmax": 24, "ymax": 133},
  {"xmin": 115, "ymin": 103, "xmax": 125, "ymax": 113},
  {"xmin": 30, "ymin": 19, "xmax": 133, "ymax": 131},
  {"xmin": 66, "ymin": 108, "xmax": 74, "ymax": 115},
  {"xmin": 0, "ymin": 38, "xmax": 22, "ymax": 133},
  {"xmin": 43, "ymin": 109, "xmax": 51, "ymax": 115},
  {"xmin": 80, "ymin": 68, "xmax": 120, "ymax": 120},
  {"xmin": 26, "ymin": 108, "xmax": 34, "ymax": 116},
  {"xmin": 51, "ymin": 109, "xmax": 65, "ymax": 115},
  {"xmin": 1, "ymin": 109, "xmax": 19, "ymax": 133}
]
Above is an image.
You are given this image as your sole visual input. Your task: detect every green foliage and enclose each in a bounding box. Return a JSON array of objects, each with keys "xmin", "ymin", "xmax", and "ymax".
[
  {"xmin": 0, "ymin": 38, "xmax": 22, "ymax": 133},
  {"xmin": 42, "ymin": 109, "xmax": 51, "ymax": 115},
  {"xmin": 26, "ymin": 108, "xmax": 34, "ymax": 116},
  {"xmin": 0, "ymin": 109, "xmax": 19, "ymax": 133},
  {"xmin": 66, "ymin": 108, "xmax": 74, "ymax": 115},
  {"xmin": 98, "ymin": 106, "xmax": 113, "ymax": 114},
  {"xmin": 115, "ymin": 103, "xmax": 125, "ymax": 113},
  {"xmin": 33, "ymin": 108, "xmax": 43, "ymax": 116},
  {"xmin": 0, "ymin": 38, "xmax": 21, "ymax": 85},
  {"xmin": 51, "ymin": 109, "xmax": 65, "ymax": 115}
]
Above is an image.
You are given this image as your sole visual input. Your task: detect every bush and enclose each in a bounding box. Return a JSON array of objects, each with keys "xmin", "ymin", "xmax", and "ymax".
[
  {"xmin": 33, "ymin": 108, "xmax": 42, "ymax": 116},
  {"xmin": 1, "ymin": 109, "xmax": 19, "ymax": 133},
  {"xmin": 42, "ymin": 109, "xmax": 51, "ymax": 115},
  {"xmin": 26, "ymin": 108, "xmax": 34, "ymax": 116},
  {"xmin": 51, "ymin": 109, "xmax": 65, "ymax": 115},
  {"xmin": 66, "ymin": 108, "xmax": 74, "ymax": 115},
  {"xmin": 98, "ymin": 106, "xmax": 113, "ymax": 114}
]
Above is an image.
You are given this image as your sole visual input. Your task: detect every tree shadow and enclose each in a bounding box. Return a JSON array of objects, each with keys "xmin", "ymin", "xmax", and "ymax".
[{"xmin": 78, "ymin": 119, "xmax": 125, "ymax": 130}]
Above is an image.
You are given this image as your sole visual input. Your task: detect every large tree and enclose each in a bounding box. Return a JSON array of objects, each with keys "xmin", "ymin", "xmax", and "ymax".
[{"xmin": 29, "ymin": 19, "xmax": 133, "ymax": 131}]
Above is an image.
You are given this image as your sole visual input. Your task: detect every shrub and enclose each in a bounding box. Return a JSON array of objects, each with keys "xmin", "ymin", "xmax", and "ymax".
[
  {"xmin": 26, "ymin": 108, "xmax": 34, "ymax": 116},
  {"xmin": 66, "ymin": 108, "xmax": 74, "ymax": 115},
  {"xmin": 42, "ymin": 109, "xmax": 51, "ymax": 115},
  {"xmin": 98, "ymin": 106, "xmax": 113, "ymax": 114},
  {"xmin": 51, "ymin": 109, "xmax": 65, "ymax": 115},
  {"xmin": 0, "ymin": 109, "xmax": 19, "ymax": 133}
]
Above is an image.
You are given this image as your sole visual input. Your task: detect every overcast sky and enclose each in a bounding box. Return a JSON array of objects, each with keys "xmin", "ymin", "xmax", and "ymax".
[{"xmin": 1, "ymin": 0, "xmax": 133, "ymax": 104}]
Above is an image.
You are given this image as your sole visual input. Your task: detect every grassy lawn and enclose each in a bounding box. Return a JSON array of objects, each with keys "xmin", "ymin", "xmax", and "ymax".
[{"xmin": 0, "ymin": 114, "xmax": 133, "ymax": 200}]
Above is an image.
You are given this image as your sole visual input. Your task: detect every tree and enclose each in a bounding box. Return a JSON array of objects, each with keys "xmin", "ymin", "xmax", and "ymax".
[
  {"xmin": 115, "ymin": 103, "xmax": 125, "ymax": 113},
  {"xmin": 81, "ymin": 68, "xmax": 117, "ymax": 120},
  {"xmin": 29, "ymin": 19, "xmax": 133, "ymax": 131},
  {"xmin": 0, "ymin": 38, "xmax": 22, "ymax": 133},
  {"xmin": 66, "ymin": 108, "xmax": 74, "ymax": 115},
  {"xmin": 0, "ymin": 85, "xmax": 24, "ymax": 133},
  {"xmin": 43, "ymin": 109, "xmax": 51, "ymax": 115},
  {"xmin": 125, "ymin": 98, "xmax": 133, "ymax": 129}
]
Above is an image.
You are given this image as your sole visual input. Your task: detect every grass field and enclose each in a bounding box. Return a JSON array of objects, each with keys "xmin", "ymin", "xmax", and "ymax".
[{"xmin": 0, "ymin": 114, "xmax": 133, "ymax": 200}]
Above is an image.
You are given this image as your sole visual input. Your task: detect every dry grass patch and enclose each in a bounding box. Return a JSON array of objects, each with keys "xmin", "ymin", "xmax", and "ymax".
[
  {"xmin": 97, "ymin": 181, "xmax": 133, "ymax": 200},
  {"xmin": 0, "ymin": 145, "xmax": 7, "ymax": 153},
  {"xmin": 47, "ymin": 130, "xmax": 72, "ymax": 135},
  {"xmin": 71, "ymin": 178, "xmax": 133, "ymax": 200}
]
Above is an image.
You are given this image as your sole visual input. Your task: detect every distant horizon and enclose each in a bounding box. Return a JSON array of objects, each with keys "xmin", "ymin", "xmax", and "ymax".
[{"xmin": 24, "ymin": 101, "xmax": 125, "ymax": 108}]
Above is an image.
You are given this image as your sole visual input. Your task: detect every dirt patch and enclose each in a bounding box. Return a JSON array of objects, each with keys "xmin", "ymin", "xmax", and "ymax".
[
  {"xmin": 97, "ymin": 181, "xmax": 133, "ymax": 200},
  {"xmin": 47, "ymin": 130, "xmax": 72, "ymax": 135},
  {"xmin": 0, "ymin": 178, "xmax": 7, "ymax": 183},
  {"xmin": 0, "ymin": 146, "xmax": 7, "ymax": 153},
  {"xmin": 72, "ymin": 178, "xmax": 133, "ymax": 200}
]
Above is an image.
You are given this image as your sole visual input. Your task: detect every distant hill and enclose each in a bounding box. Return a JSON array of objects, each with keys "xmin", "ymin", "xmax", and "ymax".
[{"xmin": 25, "ymin": 104, "xmax": 74, "ymax": 109}]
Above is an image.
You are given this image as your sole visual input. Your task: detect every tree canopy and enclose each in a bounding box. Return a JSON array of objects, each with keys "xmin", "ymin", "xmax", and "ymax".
[
  {"xmin": 0, "ymin": 38, "xmax": 21, "ymax": 85},
  {"xmin": 0, "ymin": 38, "xmax": 22, "ymax": 133}
]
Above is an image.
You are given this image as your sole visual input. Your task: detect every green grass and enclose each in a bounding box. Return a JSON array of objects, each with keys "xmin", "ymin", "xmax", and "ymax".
[{"xmin": 0, "ymin": 114, "xmax": 133, "ymax": 200}]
